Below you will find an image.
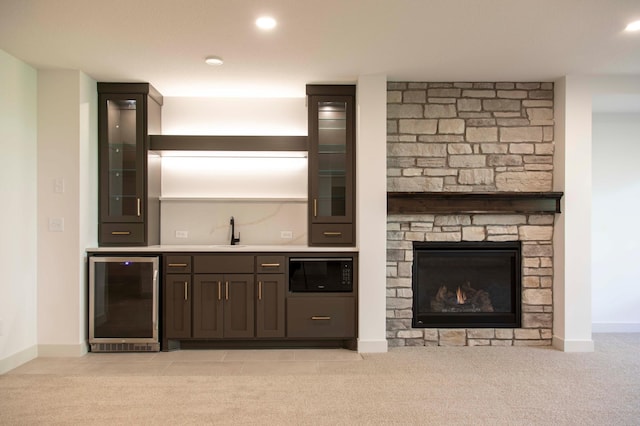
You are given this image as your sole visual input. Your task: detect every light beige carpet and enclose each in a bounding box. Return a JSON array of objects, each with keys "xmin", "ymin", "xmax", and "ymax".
[{"xmin": 1, "ymin": 333, "xmax": 639, "ymax": 425}]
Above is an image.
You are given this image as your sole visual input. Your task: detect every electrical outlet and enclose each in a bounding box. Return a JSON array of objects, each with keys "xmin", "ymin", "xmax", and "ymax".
[
  {"xmin": 175, "ymin": 230, "xmax": 188, "ymax": 239},
  {"xmin": 48, "ymin": 217, "xmax": 64, "ymax": 232},
  {"xmin": 280, "ymin": 231, "xmax": 293, "ymax": 239}
]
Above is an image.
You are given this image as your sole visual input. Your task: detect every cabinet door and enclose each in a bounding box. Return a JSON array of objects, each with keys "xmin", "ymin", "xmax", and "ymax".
[
  {"xmin": 256, "ymin": 274, "xmax": 285, "ymax": 338},
  {"xmin": 193, "ymin": 274, "xmax": 223, "ymax": 338},
  {"xmin": 98, "ymin": 93, "xmax": 145, "ymax": 224},
  {"xmin": 223, "ymin": 274, "xmax": 255, "ymax": 338},
  {"xmin": 164, "ymin": 274, "xmax": 191, "ymax": 339},
  {"xmin": 308, "ymin": 94, "xmax": 355, "ymax": 224}
]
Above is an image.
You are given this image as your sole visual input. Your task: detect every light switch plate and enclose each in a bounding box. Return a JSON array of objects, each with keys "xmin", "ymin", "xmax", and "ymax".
[
  {"xmin": 48, "ymin": 217, "xmax": 64, "ymax": 232},
  {"xmin": 54, "ymin": 177, "xmax": 65, "ymax": 193}
]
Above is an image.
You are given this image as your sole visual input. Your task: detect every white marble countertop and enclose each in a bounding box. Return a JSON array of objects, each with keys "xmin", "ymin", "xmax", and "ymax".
[{"xmin": 87, "ymin": 244, "xmax": 358, "ymax": 253}]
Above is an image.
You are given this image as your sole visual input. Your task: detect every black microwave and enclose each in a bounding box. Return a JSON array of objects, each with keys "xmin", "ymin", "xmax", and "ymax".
[{"xmin": 289, "ymin": 257, "xmax": 353, "ymax": 292}]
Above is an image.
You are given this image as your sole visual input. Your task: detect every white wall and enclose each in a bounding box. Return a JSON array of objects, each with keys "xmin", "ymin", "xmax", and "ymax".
[
  {"xmin": 592, "ymin": 112, "xmax": 640, "ymax": 331},
  {"xmin": 0, "ymin": 50, "xmax": 39, "ymax": 373},
  {"xmin": 356, "ymin": 74, "xmax": 388, "ymax": 352},
  {"xmin": 37, "ymin": 70, "xmax": 96, "ymax": 356},
  {"xmin": 554, "ymin": 75, "xmax": 640, "ymax": 351},
  {"xmin": 78, "ymin": 72, "xmax": 98, "ymax": 345},
  {"xmin": 553, "ymin": 76, "xmax": 594, "ymax": 352},
  {"xmin": 161, "ymin": 97, "xmax": 307, "ymax": 135}
]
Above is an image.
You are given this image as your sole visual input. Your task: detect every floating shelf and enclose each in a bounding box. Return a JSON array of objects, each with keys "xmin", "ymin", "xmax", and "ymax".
[
  {"xmin": 159, "ymin": 196, "xmax": 308, "ymax": 202},
  {"xmin": 150, "ymin": 135, "xmax": 307, "ymax": 153}
]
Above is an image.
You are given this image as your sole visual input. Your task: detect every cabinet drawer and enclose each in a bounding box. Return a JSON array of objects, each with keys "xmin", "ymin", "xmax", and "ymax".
[
  {"xmin": 287, "ymin": 297, "xmax": 355, "ymax": 338},
  {"xmin": 256, "ymin": 256, "xmax": 285, "ymax": 274},
  {"xmin": 311, "ymin": 224, "xmax": 354, "ymax": 245},
  {"xmin": 165, "ymin": 255, "xmax": 192, "ymax": 274},
  {"xmin": 99, "ymin": 223, "xmax": 145, "ymax": 245},
  {"xmin": 194, "ymin": 255, "xmax": 254, "ymax": 274}
]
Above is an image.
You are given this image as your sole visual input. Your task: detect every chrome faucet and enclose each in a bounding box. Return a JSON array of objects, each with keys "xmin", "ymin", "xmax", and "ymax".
[{"xmin": 230, "ymin": 216, "xmax": 241, "ymax": 245}]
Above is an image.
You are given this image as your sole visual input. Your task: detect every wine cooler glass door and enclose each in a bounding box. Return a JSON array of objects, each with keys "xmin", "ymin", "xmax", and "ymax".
[{"xmin": 89, "ymin": 256, "xmax": 159, "ymax": 351}]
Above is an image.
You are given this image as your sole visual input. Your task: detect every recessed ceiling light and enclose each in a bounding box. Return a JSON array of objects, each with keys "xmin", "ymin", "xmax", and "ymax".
[
  {"xmin": 205, "ymin": 56, "xmax": 224, "ymax": 66},
  {"xmin": 256, "ymin": 16, "xmax": 277, "ymax": 30},
  {"xmin": 625, "ymin": 20, "xmax": 640, "ymax": 32}
]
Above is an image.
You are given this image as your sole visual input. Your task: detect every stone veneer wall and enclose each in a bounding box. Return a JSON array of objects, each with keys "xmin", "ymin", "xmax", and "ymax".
[{"xmin": 386, "ymin": 82, "xmax": 555, "ymax": 346}]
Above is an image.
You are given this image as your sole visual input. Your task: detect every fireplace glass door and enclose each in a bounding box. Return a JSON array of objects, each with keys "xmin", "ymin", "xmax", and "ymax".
[{"xmin": 412, "ymin": 241, "xmax": 521, "ymax": 328}]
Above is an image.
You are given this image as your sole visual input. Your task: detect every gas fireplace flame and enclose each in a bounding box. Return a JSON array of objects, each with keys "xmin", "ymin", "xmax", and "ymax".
[{"xmin": 456, "ymin": 286, "xmax": 467, "ymax": 305}]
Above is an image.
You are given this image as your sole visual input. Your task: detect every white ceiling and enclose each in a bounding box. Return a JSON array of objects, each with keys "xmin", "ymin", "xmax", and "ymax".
[{"xmin": 1, "ymin": 0, "xmax": 640, "ymax": 98}]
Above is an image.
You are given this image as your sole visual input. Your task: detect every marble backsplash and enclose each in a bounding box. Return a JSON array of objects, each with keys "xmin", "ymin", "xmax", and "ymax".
[{"xmin": 160, "ymin": 199, "xmax": 307, "ymax": 246}]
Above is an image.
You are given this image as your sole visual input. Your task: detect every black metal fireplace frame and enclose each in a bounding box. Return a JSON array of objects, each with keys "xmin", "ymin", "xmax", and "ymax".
[{"xmin": 412, "ymin": 241, "xmax": 522, "ymax": 329}]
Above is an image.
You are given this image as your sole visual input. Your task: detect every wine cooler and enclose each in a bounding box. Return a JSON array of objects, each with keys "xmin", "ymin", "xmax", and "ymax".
[{"xmin": 89, "ymin": 256, "xmax": 160, "ymax": 352}]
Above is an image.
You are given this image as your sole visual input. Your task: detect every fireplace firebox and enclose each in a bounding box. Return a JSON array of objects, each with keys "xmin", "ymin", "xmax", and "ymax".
[{"xmin": 412, "ymin": 241, "xmax": 521, "ymax": 328}]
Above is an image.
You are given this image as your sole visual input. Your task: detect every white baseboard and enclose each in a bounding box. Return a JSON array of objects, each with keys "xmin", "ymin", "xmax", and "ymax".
[
  {"xmin": 357, "ymin": 338, "xmax": 388, "ymax": 353},
  {"xmin": 552, "ymin": 336, "xmax": 595, "ymax": 352},
  {"xmin": 0, "ymin": 345, "xmax": 38, "ymax": 375},
  {"xmin": 38, "ymin": 343, "xmax": 88, "ymax": 357},
  {"xmin": 592, "ymin": 323, "xmax": 640, "ymax": 333}
]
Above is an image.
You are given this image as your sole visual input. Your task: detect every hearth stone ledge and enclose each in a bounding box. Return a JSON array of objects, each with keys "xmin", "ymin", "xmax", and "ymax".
[{"xmin": 387, "ymin": 210, "xmax": 555, "ymax": 347}]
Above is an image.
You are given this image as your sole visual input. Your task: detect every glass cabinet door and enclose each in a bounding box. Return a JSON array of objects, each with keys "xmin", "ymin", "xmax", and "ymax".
[
  {"xmin": 99, "ymin": 94, "xmax": 144, "ymax": 222},
  {"xmin": 310, "ymin": 96, "xmax": 354, "ymax": 223}
]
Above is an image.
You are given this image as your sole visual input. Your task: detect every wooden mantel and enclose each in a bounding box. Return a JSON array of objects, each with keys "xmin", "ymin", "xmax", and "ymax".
[{"xmin": 387, "ymin": 192, "xmax": 563, "ymax": 215}]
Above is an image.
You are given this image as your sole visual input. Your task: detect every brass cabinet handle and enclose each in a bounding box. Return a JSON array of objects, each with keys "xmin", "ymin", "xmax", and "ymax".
[
  {"xmin": 313, "ymin": 199, "xmax": 317, "ymax": 217},
  {"xmin": 260, "ymin": 263, "xmax": 280, "ymax": 268},
  {"xmin": 184, "ymin": 282, "xmax": 188, "ymax": 301},
  {"xmin": 217, "ymin": 281, "xmax": 222, "ymax": 301},
  {"xmin": 323, "ymin": 232, "xmax": 342, "ymax": 237},
  {"xmin": 168, "ymin": 263, "xmax": 187, "ymax": 268},
  {"xmin": 111, "ymin": 231, "xmax": 131, "ymax": 235},
  {"xmin": 137, "ymin": 198, "xmax": 141, "ymax": 217},
  {"xmin": 311, "ymin": 316, "xmax": 331, "ymax": 321},
  {"xmin": 225, "ymin": 281, "xmax": 229, "ymax": 301},
  {"xmin": 258, "ymin": 281, "xmax": 262, "ymax": 301}
]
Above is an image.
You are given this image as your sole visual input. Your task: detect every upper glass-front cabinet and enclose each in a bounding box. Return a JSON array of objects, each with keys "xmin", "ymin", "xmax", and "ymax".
[
  {"xmin": 100, "ymin": 94, "xmax": 145, "ymax": 222},
  {"xmin": 97, "ymin": 83, "xmax": 162, "ymax": 247},
  {"xmin": 307, "ymin": 85, "xmax": 355, "ymax": 246}
]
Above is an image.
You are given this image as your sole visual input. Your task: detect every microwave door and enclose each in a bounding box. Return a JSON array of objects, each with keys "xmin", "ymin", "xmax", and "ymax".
[{"xmin": 306, "ymin": 262, "xmax": 328, "ymax": 290}]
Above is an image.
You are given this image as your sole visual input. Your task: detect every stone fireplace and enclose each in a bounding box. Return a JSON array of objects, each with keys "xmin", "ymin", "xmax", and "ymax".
[{"xmin": 386, "ymin": 82, "xmax": 557, "ymax": 346}]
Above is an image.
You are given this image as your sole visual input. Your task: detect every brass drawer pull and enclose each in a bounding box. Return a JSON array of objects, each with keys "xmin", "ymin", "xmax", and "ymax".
[
  {"xmin": 168, "ymin": 263, "xmax": 188, "ymax": 268},
  {"xmin": 260, "ymin": 263, "xmax": 281, "ymax": 268},
  {"xmin": 313, "ymin": 199, "xmax": 317, "ymax": 217},
  {"xmin": 217, "ymin": 282, "xmax": 222, "ymax": 301},
  {"xmin": 111, "ymin": 231, "xmax": 131, "ymax": 235},
  {"xmin": 137, "ymin": 198, "xmax": 141, "ymax": 217},
  {"xmin": 323, "ymin": 232, "xmax": 342, "ymax": 237},
  {"xmin": 311, "ymin": 316, "xmax": 331, "ymax": 321},
  {"xmin": 258, "ymin": 281, "xmax": 262, "ymax": 301},
  {"xmin": 184, "ymin": 282, "xmax": 188, "ymax": 301},
  {"xmin": 225, "ymin": 281, "xmax": 229, "ymax": 300}
]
